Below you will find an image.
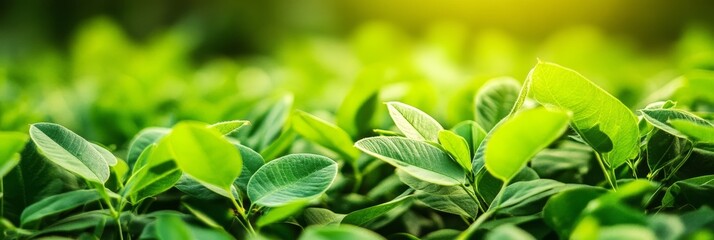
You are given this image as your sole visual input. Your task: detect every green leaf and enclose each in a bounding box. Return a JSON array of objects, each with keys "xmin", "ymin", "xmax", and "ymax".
[
  {"xmin": 438, "ymin": 130, "xmax": 472, "ymax": 171},
  {"xmin": 292, "ymin": 110, "xmax": 361, "ymax": 161},
  {"xmin": 29, "ymin": 123, "xmax": 110, "ymax": 183},
  {"xmin": 302, "ymin": 208, "xmax": 345, "ymax": 226},
  {"xmin": 415, "ymin": 191, "xmax": 478, "ymax": 218},
  {"xmin": 256, "ymin": 200, "xmax": 309, "ymax": 228},
  {"xmin": 342, "ymin": 194, "xmax": 412, "ymax": 226},
  {"xmin": 670, "ymin": 119, "xmax": 714, "ymax": 143},
  {"xmin": 543, "ymin": 187, "xmax": 608, "ymax": 238},
  {"xmin": 451, "ymin": 120, "xmax": 487, "ymax": 158},
  {"xmin": 525, "ymin": 62, "xmax": 639, "ymax": 168},
  {"xmin": 91, "ymin": 143, "xmax": 117, "ymax": 167},
  {"xmin": 209, "ymin": 120, "xmax": 250, "ymax": 135},
  {"xmin": 490, "ymin": 179, "xmax": 569, "ymax": 216},
  {"xmin": 355, "ymin": 137, "xmax": 465, "ymax": 186},
  {"xmin": 386, "ymin": 102, "xmax": 444, "ymax": 142},
  {"xmin": 20, "ymin": 190, "xmax": 102, "ymax": 226},
  {"xmin": 234, "ymin": 143, "xmax": 265, "ymax": 193},
  {"xmin": 126, "ymin": 127, "xmax": 169, "ymax": 170},
  {"xmin": 155, "ymin": 214, "xmax": 193, "ymax": 240},
  {"xmin": 640, "ymin": 109, "xmax": 713, "ymax": 139},
  {"xmin": 395, "ymin": 169, "xmax": 463, "ymax": 195},
  {"xmin": 122, "ymin": 142, "xmax": 182, "ymax": 204},
  {"xmin": 646, "ymin": 129, "xmax": 688, "ymax": 173},
  {"xmin": 474, "ymin": 77, "xmax": 521, "ymax": 131},
  {"xmin": 299, "ymin": 225, "xmax": 386, "ymax": 240},
  {"xmin": 247, "ymin": 154, "xmax": 337, "ymax": 207},
  {"xmin": 32, "ymin": 210, "xmax": 112, "ymax": 237},
  {"xmin": 242, "ymin": 95, "xmax": 293, "ymax": 151},
  {"xmin": 0, "ymin": 132, "xmax": 28, "ymax": 177},
  {"xmin": 485, "ymin": 224, "xmax": 535, "ymax": 240},
  {"xmin": 485, "ymin": 107, "xmax": 570, "ymax": 182},
  {"xmin": 167, "ymin": 122, "xmax": 242, "ymax": 198},
  {"xmin": 662, "ymin": 175, "xmax": 714, "ymax": 209},
  {"xmin": 3, "ymin": 143, "xmax": 81, "ymax": 224}
]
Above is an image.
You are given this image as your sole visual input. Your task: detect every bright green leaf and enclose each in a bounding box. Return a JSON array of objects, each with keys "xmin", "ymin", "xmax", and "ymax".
[
  {"xmin": 438, "ymin": 130, "xmax": 472, "ymax": 171},
  {"xmin": 356, "ymin": 136, "xmax": 465, "ymax": 186},
  {"xmin": 126, "ymin": 127, "xmax": 169, "ymax": 170},
  {"xmin": 525, "ymin": 62, "xmax": 639, "ymax": 168},
  {"xmin": 0, "ymin": 132, "xmax": 28, "ymax": 177},
  {"xmin": 256, "ymin": 200, "xmax": 309, "ymax": 228},
  {"xmin": 640, "ymin": 109, "xmax": 713, "ymax": 139},
  {"xmin": 670, "ymin": 119, "xmax": 714, "ymax": 143},
  {"xmin": 292, "ymin": 110, "xmax": 361, "ymax": 161},
  {"xmin": 386, "ymin": 101, "xmax": 444, "ymax": 142},
  {"xmin": 29, "ymin": 123, "xmax": 110, "ymax": 183},
  {"xmin": 167, "ymin": 122, "xmax": 242, "ymax": 198},
  {"xmin": 342, "ymin": 194, "xmax": 413, "ymax": 226},
  {"xmin": 209, "ymin": 120, "xmax": 250, "ymax": 135},
  {"xmin": 485, "ymin": 107, "xmax": 570, "ymax": 182},
  {"xmin": 247, "ymin": 154, "xmax": 337, "ymax": 207},
  {"xmin": 299, "ymin": 225, "xmax": 386, "ymax": 240},
  {"xmin": 543, "ymin": 187, "xmax": 608, "ymax": 238}
]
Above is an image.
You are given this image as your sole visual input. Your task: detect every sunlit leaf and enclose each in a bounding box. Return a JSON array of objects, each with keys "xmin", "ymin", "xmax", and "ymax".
[{"xmin": 386, "ymin": 102, "xmax": 444, "ymax": 142}]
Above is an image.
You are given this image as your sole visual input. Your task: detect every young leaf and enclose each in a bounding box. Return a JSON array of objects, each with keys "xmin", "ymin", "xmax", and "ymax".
[
  {"xmin": 640, "ymin": 109, "xmax": 713, "ymax": 139},
  {"xmin": 20, "ymin": 190, "xmax": 103, "ymax": 226},
  {"xmin": 233, "ymin": 143, "xmax": 265, "ymax": 192},
  {"xmin": 415, "ymin": 191, "xmax": 478, "ymax": 218},
  {"xmin": 91, "ymin": 143, "xmax": 117, "ymax": 167},
  {"xmin": 386, "ymin": 102, "xmax": 444, "ymax": 142},
  {"xmin": 167, "ymin": 122, "xmax": 243, "ymax": 198},
  {"xmin": 485, "ymin": 107, "xmax": 570, "ymax": 182},
  {"xmin": 451, "ymin": 120, "xmax": 487, "ymax": 158},
  {"xmin": 292, "ymin": 110, "xmax": 361, "ymax": 161},
  {"xmin": 0, "ymin": 132, "xmax": 28, "ymax": 177},
  {"xmin": 474, "ymin": 77, "xmax": 521, "ymax": 132},
  {"xmin": 123, "ymin": 142, "xmax": 182, "ymax": 204},
  {"xmin": 342, "ymin": 194, "xmax": 412, "ymax": 226},
  {"xmin": 669, "ymin": 119, "xmax": 714, "ymax": 143},
  {"xmin": 209, "ymin": 120, "xmax": 249, "ymax": 135},
  {"xmin": 29, "ymin": 123, "xmax": 110, "ymax": 183},
  {"xmin": 247, "ymin": 154, "xmax": 337, "ymax": 207},
  {"xmin": 256, "ymin": 200, "xmax": 309, "ymax": 228},
  {"xmin": 485, "ymin": 224, "xmax": 536, "ymax": 240},
  {"xmin": 155, "ymin": 214, "xmax": 192, "ymax": 240},
  {"xmin": 438, "ymin": 130, "xmax": 472, "ymax": 171},
  {"xmin": 126, "ymin": 127, "xmax": 170, "ymax": 170},
  {"xmin": 299, "ymin": 225, "xmax": 386, "ymax": 240},
  {"xmin": 525, "ymin": 62, "xmax": 639, "ymax": 168},
  {"xmin": 490, "ymin": 179, "xmax": 568, "ymax": 216},
  {"xmin": 355, "ymin": 137, "xmax": 465, "ymax": 186}
]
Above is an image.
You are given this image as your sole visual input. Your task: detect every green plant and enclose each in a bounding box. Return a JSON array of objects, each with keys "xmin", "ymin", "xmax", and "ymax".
[{"xmin": 2, "ymin": 61, "xmax": 714, "ymax": 239}]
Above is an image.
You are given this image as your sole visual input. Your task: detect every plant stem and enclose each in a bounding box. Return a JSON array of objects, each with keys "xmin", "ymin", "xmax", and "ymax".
[
  {"xmin": 662, "ymin": 144, "xmax": 694, "ymax": 183},
  {"xmin": 351, "ymin": 161, "xmax": 363, "ymax": 193},
  {"xmin": 455, "ymin": 210, "xmax": 494, "ymax": 240},
  {"xmin": 230, "ymin": 198, "xmax": 255, "ymax": 235},
  {"xmin": 594, "ymin": 153, "xmax": 617, "ymax": 190}
]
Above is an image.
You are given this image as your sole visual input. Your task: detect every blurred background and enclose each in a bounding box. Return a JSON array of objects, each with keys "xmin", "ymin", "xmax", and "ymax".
[{"xmin": 2, "ymin": 0, "xmax": 714, "ymax": 147}]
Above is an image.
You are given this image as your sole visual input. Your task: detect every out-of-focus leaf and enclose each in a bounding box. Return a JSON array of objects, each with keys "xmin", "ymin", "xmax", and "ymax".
[
  {"xmin": 20, "ymin": 190, "xmax": 103, "ymax": 226},
  {"xmin": 485, "ymin": 107, "xmax": 570, "ymax": 182},
  {"xmin": 474, "ymin": 77, "xmax": 521, "ymax": 132},
  {"xmin": 342, "ymin": 194, "xmax": 412, "ymax": 226},
  {"xmin": 670, "ymin": 119, "xmax": 714, "ymax": 143},
  {"xmin": 299, "ymin": 225, "xmax": 385, "ymax": 240},
  {"xmin": 292, "ymin": 110, "xmax": 360, "ymax": 161},
  {"xmin": 662, "ymin": 175, "xmax": 714, "ymax": 209},
  {"xmin": 0, "ymin": 132, "xmax": 28, "ymax": 177},
  {"xmin": 640, "ymin": 109, "xmax": 713, "ymax": 139},
  {"xmin": 485, "ymin": 224, "xmax": 535, "ymax": 240},
  {"xmin": 257, "ymin": 200, "xmax": 309, "ymax": 228},
  {"xmin": 543, "ymin": 186, "xmax": 607, "ymax": 238}
]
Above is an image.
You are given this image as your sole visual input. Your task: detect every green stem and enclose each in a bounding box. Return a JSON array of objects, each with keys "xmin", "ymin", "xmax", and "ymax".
[
  {"xmin": 662, "ymin": 144, "xmax": 694, "ymax": 183},
  {"xmin": 351, "ymin": 161, "xmax": 363, "ymax": 193},
  {"xmin": 594, "ymin": 153, "xmax": 617, "ymax": 190},
  {"xmin": 456, "ymin": 210, "xmax": 494, "ymax": 240},
  {"xmin": 231, "ymin": 198, "xmax": 255, "ymax": 235}
]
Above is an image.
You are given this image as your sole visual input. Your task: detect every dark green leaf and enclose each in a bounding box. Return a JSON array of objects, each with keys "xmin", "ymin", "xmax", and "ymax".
[{"xmin": 474, "ymin": 77, "xmax": 521, "ymax": 132}]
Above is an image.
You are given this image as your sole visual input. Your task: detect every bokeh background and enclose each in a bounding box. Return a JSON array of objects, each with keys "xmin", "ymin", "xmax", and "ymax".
[{"xmin": 2, "ymin": 0, "xmax": 714, "ymax": 147}]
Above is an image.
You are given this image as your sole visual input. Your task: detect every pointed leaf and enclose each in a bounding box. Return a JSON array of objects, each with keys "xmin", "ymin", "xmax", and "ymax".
[
  {"xmin": 123, "ymin": 142, "xmax": 182, "ymax": 204},
  {"xmin": 126, "ymin": 127, "xmax": 169, "ymax": 170},
  {"xmin": 485, "ymin": 107, "xmax": 570, "ymax": 182},
  {"xmin": 292, "ymin": 110, "xmax": 361, "ymax": 161},
  {"xmin": 342, "ymin": 195, "xmax": 412, "ymax": 226},
  {"xmin": 386, "ymin": 102, "xmax": 443, "ymax": 142},
  {"xmin": 256, "ymin": 200, "xmax": 309, "ymax": 227},
  {"xmin": 209, "ymin": 120, "xmax": 249, "ymax": 135},
  {"xmin": 356, "ymin": 136, "xmax": 465, "ymax": 185},
  {"xmin": 438, "ymin": 130, "xmax": 472, "ymax": 171},
  {"xmin": 670, "ymin": 119, "xmax": 714, "ymax": 143},
  {"xmin": 525, "ymin": 62, "xmax": 639, "ymax": 167},
  {"xmin": 20, "ymin": 190, "xmax": 102, "ymax": 226},
  {"xmin": 0, "ymin": 132, "xmax": 28, "ymax": 177},
  {"xmin": 299, "ymin": 225, "xmax": 386, "ymax": 240},
  {"xmin": 641, "ymin": 109, "xmax": 713, "ymax": 139},
  {"xmin": 29, "ymin": 123, "xmax": 110, "ymax": 183},
  {"xmin": 167, "ymin": 122, "xmax": 242, "ymax": 198},
  {"xmin": 247, "ymin": 154, "xmax": 337, "ymax": 207},
  {"xmin": 474, "ymin": 77, "xmax": 521, "ymax": 131}
]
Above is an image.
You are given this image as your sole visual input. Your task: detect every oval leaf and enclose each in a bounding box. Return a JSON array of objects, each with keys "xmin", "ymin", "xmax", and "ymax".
[
  {"xmin": 474, "ymin": 77, "xmax": 521, "ymax": 132},
  {"xmin": 292, "ymin": 110, "xmax": 361, "ymax": 161},
  {"xmin": 167, "ymin": 122, "xmax": 243, "ymax": 197},
  {"xmin": 526, "ymin": 62, "xmax": 639, "ymax": 167},
  {"xmin": 29, "ymin": 123, "xmax": 110, "ymax": 183},
  {"xmin": 247, "ymin": 154, "xmax": 337, "ymax": 207},
  {"xmin": 485, "ymin": 107, "xmax": 570, "ymax": 182},
  {"xmin": 438, "ymin": 130, "xmax": 472, "ymax": 171},
  {"xmin": 209, "ymin": 120, "xmax": 250, "ymax": 135},
  {"xmin": 126, "ymin": 127, "xmax": 170, "ymax": 170},
  {"xmin": 386, "ymin": 102, "xmax": 444, "ymax": 142},
  {"xmin": 641, "ymin": 109, "xmax": 713, "ymax": 139},
  {"xmin": 355, "ymin": 136, "xmax": 465, "ymax": 185},
  {"xmin": 669, "ymin": 119, "xmax": 714, "ymax": 143}
]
